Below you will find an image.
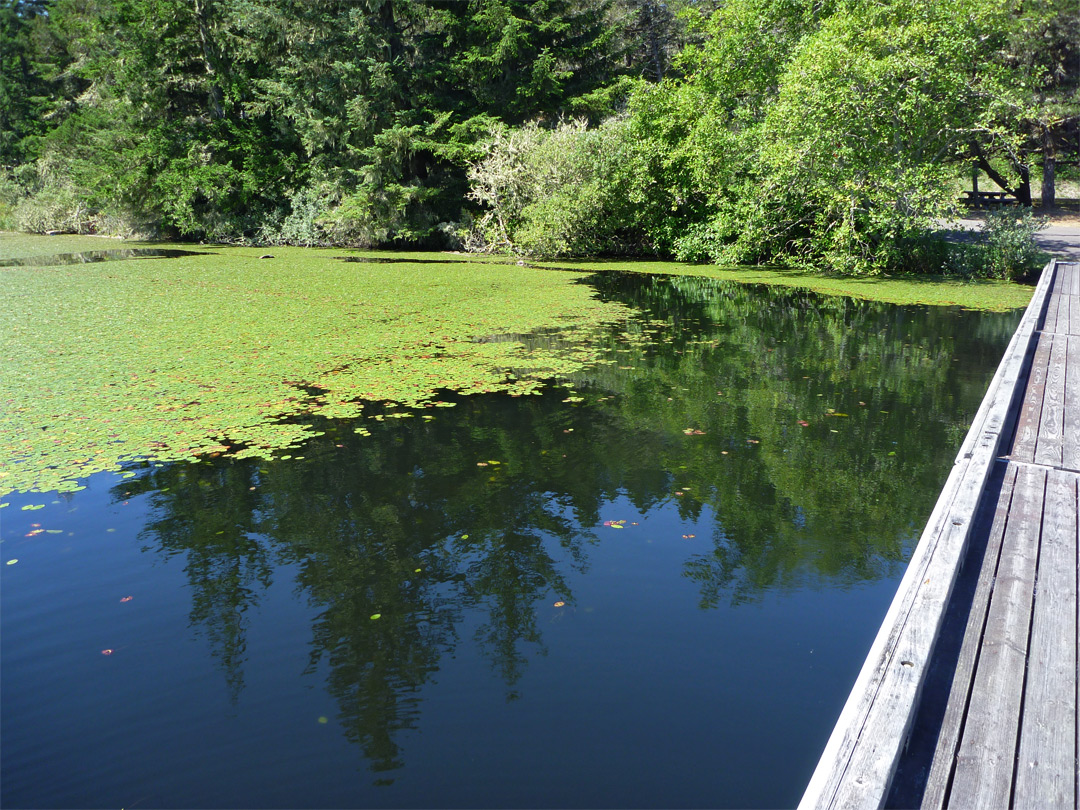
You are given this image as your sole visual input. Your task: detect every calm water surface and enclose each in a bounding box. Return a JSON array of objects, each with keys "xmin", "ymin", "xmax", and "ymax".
[{"xmin": 1, "ymin": 273, "xmax": 1020, "ymax": 808}]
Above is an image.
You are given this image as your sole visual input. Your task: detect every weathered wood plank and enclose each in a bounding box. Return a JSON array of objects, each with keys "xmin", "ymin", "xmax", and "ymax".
[
  {"xmin": 1066, "ymin": 336, "xmax": 1080, "ymax": 474},
  {"xmin": 798, "ymin": 260, "xmax": 1058, "ymax": 810},
  {"xmin": 1014, "ymin": 469, "xmax": 1078, "ymax": 809},
  {"xmin": 1057, "ymin": 264, "xmax": 1074, "ymax": 298},
  {"xmin": 1071, "ymin": 268, "xmax": 1080, "ymax": 336},
  {"xmin": 1034, "ymin": 334, "xmax": 1066, "ymax": 468},
  {"xmin": 1060, "ymin": 263, "xmax": 1076, "ymax": 295},
  {"xmin": 1012, "ymin": 333, "xmax": 1054, "ymax": 463},
  {"xmin": 809, "ymin": 451, "xmax": 1004, "ymax": 808},
  {"xmin": 947, "ymin": 464, "xmax": 1046, "ymax": 808},
  {"xmin": 1056, "ymin": 293, "xmax": 1071, "ymax": 336},
  {"xmin": 921, "ymin": 464, "xmax": 1020, "ymax": 810},
  {"xmin": 827, "ymin": 523, "xmax": 970, "ymax": 809},
  {"xmin": 1058, "ymin": 266, "xmax": 1075, "ymax": 302},
  {"xmin": 1043, "ymin": 276, "xmax": 1062, "ymax": 333}
]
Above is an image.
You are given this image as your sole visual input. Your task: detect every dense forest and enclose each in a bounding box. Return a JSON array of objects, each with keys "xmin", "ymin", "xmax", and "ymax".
[{"xmin": 1, "ymin": 0, "xmax": 1077, "ymax": 273}]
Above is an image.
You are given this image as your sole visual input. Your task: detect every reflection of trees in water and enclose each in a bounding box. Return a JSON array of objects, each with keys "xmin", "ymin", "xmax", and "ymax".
[
  {"xmin": 120, "ymin": 273, "xmax": 1019, "ymax": 775},
  {"xmin": 576, "ymin": 274, "xmax": 1019, "ymax": 602},
  {"xmin": 133, "ymin": 464, "xmax": 269, "ymax": 702},
  {"xmin": 130, "ymin": 398, "xmax": 608, "ymax": 773}
]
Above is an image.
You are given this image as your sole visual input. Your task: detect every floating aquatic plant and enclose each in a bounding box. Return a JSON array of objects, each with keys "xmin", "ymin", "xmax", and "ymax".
[{"xmin": 0, "ymin": 241, "xmax": 629, "ymax": 494}]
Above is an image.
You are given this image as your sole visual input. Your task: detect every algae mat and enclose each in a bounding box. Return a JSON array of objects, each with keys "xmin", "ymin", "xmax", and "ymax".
[{"xmin": 0, "ymin": 240, "xmax": 628, "ymax": 495}]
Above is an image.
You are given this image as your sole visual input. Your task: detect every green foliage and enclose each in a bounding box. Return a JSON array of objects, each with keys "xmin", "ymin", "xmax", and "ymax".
[
  {"xmin": 3, "ymin": 0, "xmax": 1071, "ymax": 272},
  {"xmin": 0, "ymin": 1, "xmax": 56, "ymax": 165},
  {"xmin": 651, "ymin": 0, "xmax": 1016, "ymax": 274},
  {"xmin": 0, "ymin": 169, "xmax": 27, "ymax": 229},
  {"xmin": 466, "ymin": 116, "xmax": 652, "ymax": 256},
  {"xmin": 618, "ymin": 0, "xmax": 835, "ymax": 254},
  {"xmin": 3, "ymin": 0, "xmax": 638, "ymax": 244},
  {"xmin": 980, "ymin": 210, "xmax": 1049, "ymax": 280},
  {"xmin": 931, "ymin": 212, "xmax": 1049, "ymax": 281},
  {"xmin": 459, "ymin": 0, "xmax": 1070, "ymax": 275}
]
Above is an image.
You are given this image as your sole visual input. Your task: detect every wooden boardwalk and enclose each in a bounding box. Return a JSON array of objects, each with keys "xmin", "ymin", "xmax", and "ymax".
[{"xmin": 800, "ymin": 260, "xmax": 1080, "ymax": 809}]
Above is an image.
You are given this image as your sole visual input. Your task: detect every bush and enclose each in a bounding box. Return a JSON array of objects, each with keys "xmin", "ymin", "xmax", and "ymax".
[
  {"xmin": 256, "ymin": 187, "xmax": 334, "ymax": 247},
  {"xmin": 942, "ymin": 242, "xmax": 984, "ymax": 278},
  {"xmin": 934, "ymin": 210, "xmax": 1047, "ymax": 280},
  {"xmin": 982, "ymin": 209, "xmax": 1048, "ymax": 281},
  {"xmin": 671, "ymin": 222, "xmax": 727, "ymax": 263},
  {"xmin": 465, "ymin": 117, "xmax": 653, "ymax": 258},
  {"xmin": 14, "ymin": 185, "xmax": 89, "ymax": 234},
  {"xmin": 0, "ymin": 170, "xmax": 25, "ymax": 230}
]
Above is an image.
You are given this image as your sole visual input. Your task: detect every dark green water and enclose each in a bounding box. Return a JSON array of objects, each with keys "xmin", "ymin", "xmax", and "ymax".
[
  {"xmin": 0, "ymin": 248, "xmax": 209, "ymax": 267},
  {"xmin": 0, "ymin": 273, "xmax": 1019, "ymax": 808}
]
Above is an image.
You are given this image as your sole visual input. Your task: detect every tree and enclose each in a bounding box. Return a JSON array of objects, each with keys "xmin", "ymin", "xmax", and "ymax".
[
  {"xmin": 10, "ymin": 0, "xmax": 636, "ymax": 242},
  {"xmin": 618, "ymin": 0, "xmax": 837, "ymax": 258},
  {"xmin": 615, "ymin": 0, "xmax": 1043, "ymax": 273},
  {"xmin": 0, "ymin": 0, "xmax": 54, "ymax": 165},
  {"xmin": 748, "ymin": 0, "xmax": 1004, "ymax": 272},
  {"xmin": 976, "ymin": 0, "xmax": 1080, "ymax": 208}
]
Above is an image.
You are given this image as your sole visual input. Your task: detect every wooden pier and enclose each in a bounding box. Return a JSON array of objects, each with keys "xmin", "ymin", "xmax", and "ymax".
[{"xmin": 801, "ymin": 259, "xmax": 1080, "ymax": 809}]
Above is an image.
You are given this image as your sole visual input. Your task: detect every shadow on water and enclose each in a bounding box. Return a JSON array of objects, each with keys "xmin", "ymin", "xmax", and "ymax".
[
  {"xmin": 0, "ymin": 248, "xmax": 212, "ymax": 267},
  {"xmin": 335, "ymin": 255, "xmax": 584, "ymax": 273},
  {"xmin": 336, "ymin": 256, "xmax": 466, "ymax": 264}
]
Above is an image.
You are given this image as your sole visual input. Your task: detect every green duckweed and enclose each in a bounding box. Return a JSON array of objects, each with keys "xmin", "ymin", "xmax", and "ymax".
[{"xmin": 0, "ymin": 239, "xmax": 629, "ymax": 494}]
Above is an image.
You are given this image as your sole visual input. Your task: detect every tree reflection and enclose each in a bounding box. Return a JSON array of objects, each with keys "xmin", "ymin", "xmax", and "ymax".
[{"xmin": 123, "ymin": 272, "xmax": 1019, "ymax": 777}]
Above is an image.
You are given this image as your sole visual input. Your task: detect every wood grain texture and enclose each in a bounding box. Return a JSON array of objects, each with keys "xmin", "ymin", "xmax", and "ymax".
[
  {"xmin": 1066, "ymin": 336, "xmax": 1080, "ymax": 474},
  {"xmin": 948, "ymin": 465, "xmax": 1046, "ymax": 809},
  {"xmin": 921, "ymin": 464, "xmax": 1020, "ymax": 810},
  {"xmin": 1070, "ymin": 265, "xmax": 1080, "ymax": 336},
  {"xmin": 1057, "ymin": 294, "xmax": 1071, "ymax": 336},
  {"xmin": 1044, "ymin": 279, "xmax": 1062, "ymax": 334},
  {"xmin": 1014, "ymin": 470, "xmax": 1078, "ymax": 809},
  {"xmin": 1057, "ymin": 264, "xmax": 1072, "ymax": 298},
  {"xmin": 1013, "ymin": 334, "xmax": 1053, "ymax": 463},
  {"xmin": 1034, "ymin": 334, "xmax": 1066, "ymax": 468}
]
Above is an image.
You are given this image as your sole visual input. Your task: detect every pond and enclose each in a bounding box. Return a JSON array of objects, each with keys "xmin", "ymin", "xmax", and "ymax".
[{"xmin": 0, "ymin": 246, "xmax": 1020, "ymax": 808}]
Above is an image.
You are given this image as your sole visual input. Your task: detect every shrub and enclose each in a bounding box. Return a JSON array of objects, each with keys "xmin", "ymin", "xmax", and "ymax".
[
  {"xmin": 256, "ymin": 187, "xmax": 333, "ymax": 247},
  {"xmin": 466, "ymin": 117, "xmax": 652, "ymax": 258},
  {"xmin": 0, "ymin": 170, "xmax": 25, "ymax": 230},
  {"xmin": 982, "ymin": 209, "xmax": 1048, "ymax": 281},
  {"xmin": 14, "ymin": 185, "xmax": 89, "ymax": 234},
  {"xmin": 933, "ymin": 210, "xmax": 1047, "ymax": 280}
]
